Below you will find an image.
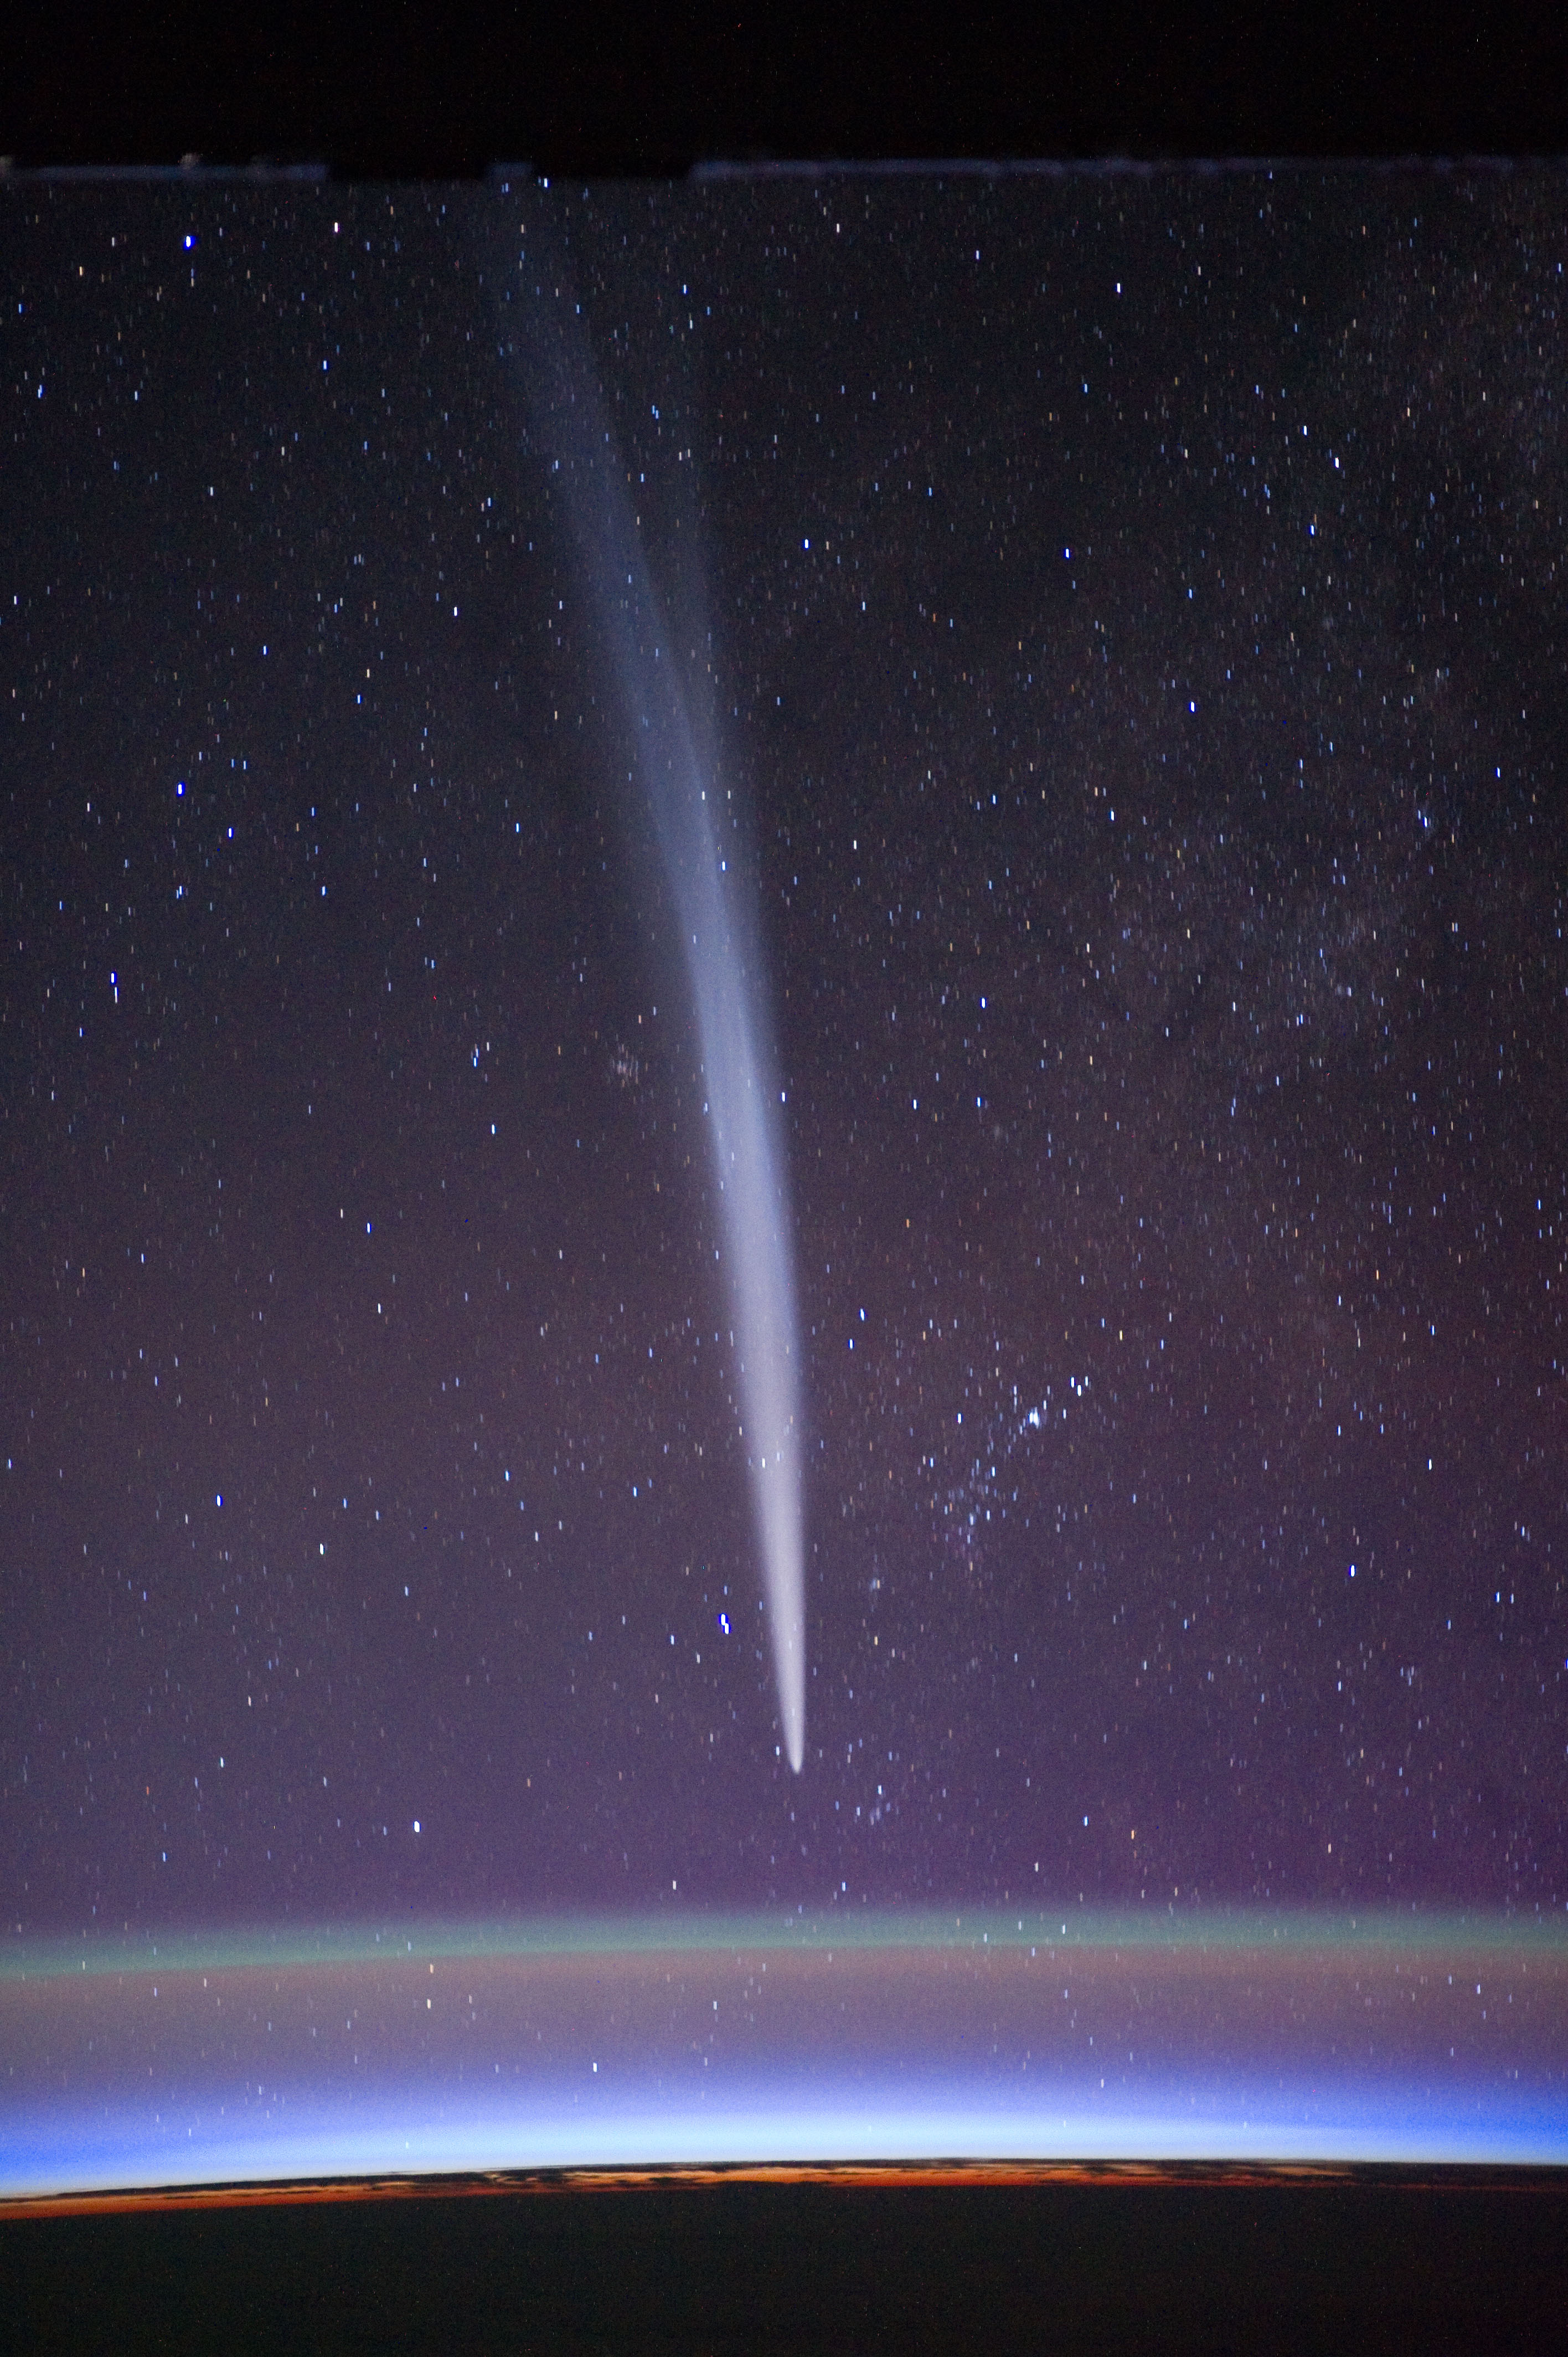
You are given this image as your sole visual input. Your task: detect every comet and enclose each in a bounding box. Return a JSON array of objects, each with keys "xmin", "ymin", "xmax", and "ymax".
[{"xmin": 513, "ymin": 212, "xmax": 807, "ymax": 1772}]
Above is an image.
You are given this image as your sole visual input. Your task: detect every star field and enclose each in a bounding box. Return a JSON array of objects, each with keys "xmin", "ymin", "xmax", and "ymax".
[{"xmin": 2, "ymin": 170, "xmax": 1565, "ymax": 1934}]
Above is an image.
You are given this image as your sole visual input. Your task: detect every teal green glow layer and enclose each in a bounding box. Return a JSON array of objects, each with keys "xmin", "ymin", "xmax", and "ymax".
[{"xmin": 6, "ymin": 1903, "xmax": 1568, "ymax": 1983}]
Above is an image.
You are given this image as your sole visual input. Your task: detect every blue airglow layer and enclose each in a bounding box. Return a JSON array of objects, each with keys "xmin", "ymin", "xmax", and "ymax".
[{"xmin": 7, "ymin": 2081, "xmax": 1565, "ymax": 2201}]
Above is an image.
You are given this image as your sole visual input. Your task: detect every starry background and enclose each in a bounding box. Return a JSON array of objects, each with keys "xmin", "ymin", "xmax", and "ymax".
[{"xmin": 2, "ymin": 170, "xmax": 1565, "ymax": 1935}]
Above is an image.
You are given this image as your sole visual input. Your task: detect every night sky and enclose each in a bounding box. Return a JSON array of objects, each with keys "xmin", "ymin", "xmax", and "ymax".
[{"xmin": 3, "ymin": 170, "xmax": 1565, "ymax": 1936}]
